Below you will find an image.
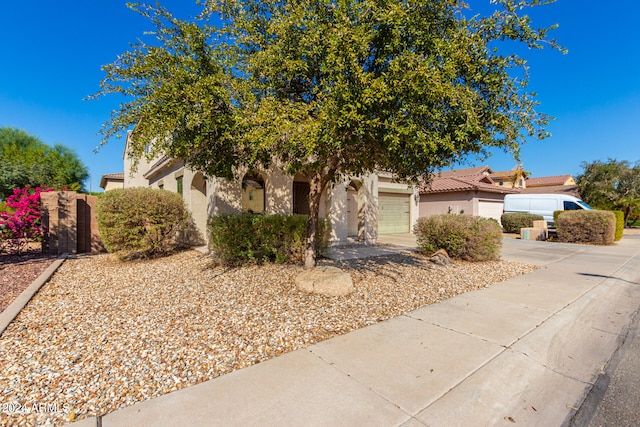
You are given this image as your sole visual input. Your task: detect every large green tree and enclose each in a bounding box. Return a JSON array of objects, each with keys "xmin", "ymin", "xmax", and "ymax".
[
  {"xmin": 577, "ymin": 159, "xmax": 640, "ymax": 226},
  {"xmin": 0, "ymin": 127, "xmax": 89, "ymax": 198},
  {"xmin": 95, "ymin": 0, "xmax": 562, "ymax": 268}
]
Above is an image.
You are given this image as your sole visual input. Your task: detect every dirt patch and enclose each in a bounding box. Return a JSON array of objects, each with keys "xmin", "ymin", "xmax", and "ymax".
[{"xmin": 0, "ymin": 246, "xmax": 57, "ymax": 313}]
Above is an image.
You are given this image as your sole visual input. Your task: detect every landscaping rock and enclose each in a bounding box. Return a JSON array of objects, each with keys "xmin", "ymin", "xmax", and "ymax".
[
  {"xmin": 0, "ymin": 250, "xmax": 537, "ymax": 426},
  {"xmin": 295, "ymin": 266, "xmax": 354, "ymax": 296},
  {"xmin": 429, "ymin": 249, "xmax": 452, "ymax": 266}
]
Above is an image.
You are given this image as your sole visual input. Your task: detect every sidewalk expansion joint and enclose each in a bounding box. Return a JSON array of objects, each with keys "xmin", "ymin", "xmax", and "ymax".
[
  {"xmin": 401, "ymin": 314, "xmax": 502, "ymax": 348},
  {"xmin": 545, "ymin": 248, "xmax": 588, "ymax": 266},
  {"xmin": 304, "ymin": 348, "xmax": 415, "ymax": 418}
]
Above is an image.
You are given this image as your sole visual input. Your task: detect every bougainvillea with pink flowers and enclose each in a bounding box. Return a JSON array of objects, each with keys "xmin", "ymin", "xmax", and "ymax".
[{"xmin": 0, "ymin": 187, "xmax": 54, "ymax": 255}]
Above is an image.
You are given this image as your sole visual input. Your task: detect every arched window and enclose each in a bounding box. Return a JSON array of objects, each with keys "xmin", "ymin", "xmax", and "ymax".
[{"xmin": 242, "ymin": 172, "xmax": 265, "ymax": 213}]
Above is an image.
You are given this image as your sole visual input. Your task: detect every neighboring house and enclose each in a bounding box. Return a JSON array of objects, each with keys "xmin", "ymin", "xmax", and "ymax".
[
  {"xmin": 420, "ymin": 167, "xmax": 579, "ymax": 223},
  {"xmin": 489, "ymin": 168, "xmax": 528, "ymax": 189},
  {"xmin": 522, "ymin": 175, "xmax": 579, "ymax": 196},
  {"xmin": 99, "ymin": 172, "xmax": 125, "ymax": 191},
  {"xmin": 434, "ymin": 165, "xmax": 528, "ymax": 189},
  {"xmin": 419, "ymin": 166, "xmax": 526, "ymax": 221},
  {"xmin": 419, "ymin": 172, "xmax": 520, "ymax": 223},
  {"xmin": 434, "ymin": 165, "xmax": 493, "ymax": 178},
  {"xmin": 122, "ymin": 133, "xmax": 419, "ymax": 246}
]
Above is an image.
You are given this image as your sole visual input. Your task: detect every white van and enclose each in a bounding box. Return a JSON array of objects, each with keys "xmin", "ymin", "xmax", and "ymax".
[{"xmin": 503, "ymin": 194, "xmax": 592, "ymax": 227}]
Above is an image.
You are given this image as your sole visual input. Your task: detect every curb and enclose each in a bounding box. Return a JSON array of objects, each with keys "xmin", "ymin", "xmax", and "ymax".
[{"xmin": 0, "ymin": 252, "xmax": 68, "ymax": 337}]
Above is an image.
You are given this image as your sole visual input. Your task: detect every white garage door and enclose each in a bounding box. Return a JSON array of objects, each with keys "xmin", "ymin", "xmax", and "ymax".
[
  {"xmin": 477, "ymin": 200, "xmax": 504, "ymax": 224},
  {"xmin": 379, "ymin": 193, "xmax": 410, "ymax": 234}
]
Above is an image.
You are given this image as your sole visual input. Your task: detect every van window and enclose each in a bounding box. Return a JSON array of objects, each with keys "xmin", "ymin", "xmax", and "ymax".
[
  {"xmin": 577, "ymin": 200, "xmax": 593, "ymax": 210},
  {"xmin": 564, "ymin": 201, "xmax": 580, "ymax": 210}
]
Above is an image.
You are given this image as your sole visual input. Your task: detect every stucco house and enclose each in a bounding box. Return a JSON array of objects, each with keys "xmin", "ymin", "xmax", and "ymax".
[
  {"xmin": 419, "ymin": 167, "xmax": 581, "ymax": 223},
  {"xmin": 120, "ymin": 132, "xmax": 419, "ymax": 246},
  {"xmin": 419, "ymin": 170, "xmax": 520, "ymax": 223},
  {"xmin": 522, "ymin": 174, "xmax": 579, "ymax": 196},
  {"xmin": 99, "ymin": 173, "xmax": 125, "ymax": 191}
]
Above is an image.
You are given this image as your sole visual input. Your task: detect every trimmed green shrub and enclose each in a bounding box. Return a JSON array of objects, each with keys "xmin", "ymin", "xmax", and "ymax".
[
  {"xmin": 97, "ymin": 188, "xmax": 188, "ymax": 259},
  {"xmin": 553, "ymin": 210, "xmax": 565, "ymax": 226},
  {"xmin": 209, "ymin": 214, "xmax": 330, "ymax": 265},
  {"xmin": 611, "ymin": 210, "xmax": 624, "ymax": 241},
  {"xmin": 414, "ymin": 214, "xmax": 503, "ymax": 261},
  {"xmin": 500, "ymin": 212, "xmax": 544, "ymax": 233},
  {"xmin": 555, "ymin": 210, "xmax": 616, "ymax": 245}
]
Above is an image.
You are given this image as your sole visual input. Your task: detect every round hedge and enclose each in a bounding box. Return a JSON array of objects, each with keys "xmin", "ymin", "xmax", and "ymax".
[
  {"xmin": 97, "ymin": 188, "xmax": 188, "ymax": 259},
  {"xmin": 414, "ymin": 214, "xmax": 503, "ymax": 261}
]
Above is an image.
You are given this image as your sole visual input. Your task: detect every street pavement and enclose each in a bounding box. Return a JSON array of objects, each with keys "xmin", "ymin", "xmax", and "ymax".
[
  {"xmin": 70, "ymin": 233, "xmax": 640, "ymax": 427},
  {"xmin": 570, "ymin": 296, "xmax": 640, "ymax": 426}
]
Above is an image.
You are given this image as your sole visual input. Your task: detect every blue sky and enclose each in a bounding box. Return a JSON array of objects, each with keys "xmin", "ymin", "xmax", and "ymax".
[{"xmin": 1, "ymin": 1, "xmax": 639, "ymax": 192}]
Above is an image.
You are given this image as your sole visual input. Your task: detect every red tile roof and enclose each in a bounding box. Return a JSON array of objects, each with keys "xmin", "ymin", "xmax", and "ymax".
[
  {"xmin": 101, "ymin": 172, "xmax": 124, "ymax": 180},
  {"xmin": 526, "ymin": 175, "xmax": 574, "ymax": 187},
  {"xmin": 434, "ymin": 166, "xmax": 492, "ymax": 178},
  {"xmin": 420, "ymin": 176, "xmax": 521, "ymax": 194},
  {"xmin": 99, "ymin": 172, "xmax": 125, "ymax": 189},
  {"xmin": 521, "ymin": 185, "xmax": 579, "ymax": 196}
]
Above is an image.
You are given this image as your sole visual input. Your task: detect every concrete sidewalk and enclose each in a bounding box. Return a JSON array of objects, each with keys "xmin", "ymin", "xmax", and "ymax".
[{"xmin": 72, "ymin": 235, "xmax": 640, "ymax": 427}]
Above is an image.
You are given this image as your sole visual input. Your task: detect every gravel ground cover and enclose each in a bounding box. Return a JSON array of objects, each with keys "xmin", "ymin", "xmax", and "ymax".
[{"xmin": 0, "ymin": 250, "xmax": 537, "ymax": 426}]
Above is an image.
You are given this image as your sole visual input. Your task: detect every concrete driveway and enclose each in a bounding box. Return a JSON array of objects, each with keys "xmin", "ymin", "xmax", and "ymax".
[{"xmin": 376, "ymin": 233, "xmax": 417, "ymax": 248}]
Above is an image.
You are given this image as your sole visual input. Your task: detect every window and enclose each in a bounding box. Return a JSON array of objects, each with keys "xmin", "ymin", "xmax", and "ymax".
[
  {"xmin": 158, "ymin": 184, "xmax": 164, "ymax": 190},
  {"xmin": 242, "ymin": 172, "xmax": 265, "ymax": 213},
  {"xmin": 176, "ymin": 176, "xmax": 183, "ymax": 196},
  {"xmin": 293, "ymin": 181, "xmax": 310, "ymax": 214},
  {"xmin": 564, "ymin": 201, "xmax": 580, "ymax": 210}
]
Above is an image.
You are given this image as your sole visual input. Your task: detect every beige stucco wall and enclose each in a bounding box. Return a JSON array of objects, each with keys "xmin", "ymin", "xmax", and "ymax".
[
  {"xmin": 325, "ymin": 175, "xmax": 382, "ymax": 245},
  {"xmin": 470, "ymin": 192, "xmax": 505, "ymax": 215},
  {"xmin": 122, "ymin": 133, "xmax": 422, "ymax": 246},
  {"xmin": 266, "ymin": 168, "xmax": 293, "ymax": 214},
  {"xmin": 326, "ymin": 183, "xmax": 348, "ymax": 244},
  {"xmin": 147, "ymin": 162, "xmax": 185, "ymax": 190},
  {"xmin": 124, "ymin": 154, "xmax": 152, "ymax": 188},
  {"xmin": 123, "ymin": 133, "xmax": 155, "ymax": 188},
  {"xmin": 419, "ymin": 191, "xmax": 506, "ymax": 217},
  {"xmin": 102, "ymin": 180, "xmax": 124, "ymax": 192},
  {"xmin": 419, "ymin": 192, "xmax": 474, "ymax": 216}
]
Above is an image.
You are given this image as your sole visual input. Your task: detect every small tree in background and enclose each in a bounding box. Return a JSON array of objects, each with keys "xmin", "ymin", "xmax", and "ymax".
[
  {"xmin": 95, "ymin": 0, "xmax": 564, "ymax": 269},
  {"xmin": 0, "ymin": 127, "xmax": 89, "ymax": 198},
  {"xmin": 577, "ymin": 159, "xmax": 640, "ymax": 226}
]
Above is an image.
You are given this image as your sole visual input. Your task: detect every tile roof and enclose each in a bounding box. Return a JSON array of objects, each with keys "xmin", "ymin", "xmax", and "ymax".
[
  {"xmin": 434, "ymin": 165, "xmax": 492, "ymax": 178},
  {"xmin": 101, "ymin": 172, "xmax": 124, "ymax": 180},
  {"xmin": 521, "ymin": 185, "xmax": 580, "ymax": 196},
  {"xmin": 99, "ymin": 172, "xmax": 125, "ymax": 189},
  {"xmin": 420, "ymin": 176, "xmax": 521, "ymax": 194},
  {"xmin": 525, "ymin": 175, "xmax": 573, "ymax": 187}
]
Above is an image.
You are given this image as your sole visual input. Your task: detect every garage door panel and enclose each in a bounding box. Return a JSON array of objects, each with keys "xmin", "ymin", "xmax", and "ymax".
[
  {"xmin": 477, "ymin": 201, "xmax": 504, "ymax": 224},
  {"xmin": 379, "ymin": 193, "xmax": 410, "ymax": 234}
]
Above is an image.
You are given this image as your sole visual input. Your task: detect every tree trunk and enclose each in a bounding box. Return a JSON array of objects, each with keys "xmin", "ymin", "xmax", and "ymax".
[{"xmin": 304, "ymin": 174, "xmax": 326, "ymax": 270}]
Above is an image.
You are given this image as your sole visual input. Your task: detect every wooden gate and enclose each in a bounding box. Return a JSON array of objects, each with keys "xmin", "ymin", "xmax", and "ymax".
[{"xmin": 40, "ymin": 191, "xmax": 104, "ymax": 255}]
